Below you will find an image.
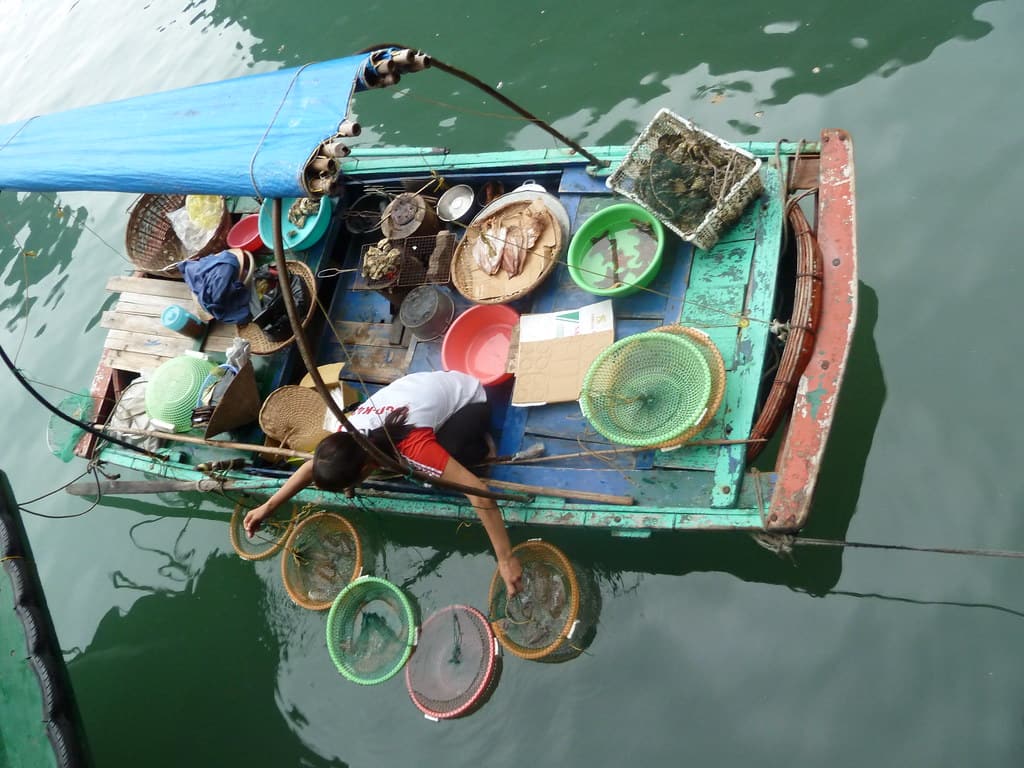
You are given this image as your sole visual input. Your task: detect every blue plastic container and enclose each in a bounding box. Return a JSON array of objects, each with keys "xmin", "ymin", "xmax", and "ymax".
[{"xmin": 160, "ymin": 305, "xmax": 206, "ymax": 338}]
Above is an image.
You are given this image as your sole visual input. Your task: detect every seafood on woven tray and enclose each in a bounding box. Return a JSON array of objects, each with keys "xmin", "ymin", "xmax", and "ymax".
[
  {"xmin": 470, "ymin": 200, "xmax": 548, "ymax": 278},
  {"xmin": 288, "ymin": 197, "xmax": 322, "ymax": 228},
  {"xmin": 362, "ymin": 238, "xmax": 402, "ymax": 280}
]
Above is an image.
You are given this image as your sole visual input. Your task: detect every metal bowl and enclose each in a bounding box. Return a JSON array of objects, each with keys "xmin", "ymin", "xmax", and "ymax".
[{"xmin": 436, "ymin": 184, "xmax": 476, "ymax": 223}]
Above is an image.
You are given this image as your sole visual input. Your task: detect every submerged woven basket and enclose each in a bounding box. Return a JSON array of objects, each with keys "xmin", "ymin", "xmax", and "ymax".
[
  {"xmin": 281, "ymin": 512, "xmax": 363, "ymax": 610},
  {"xmin": 235, "ymin": 260, "xmax": 317, "ymax": 355},
  {"xmin": 488, "ymin": 540, "xmax": 583, "ymax": 662},
  {"xmin": 327, "ymin": 576, "xmax": 419, "ymax": 685},
  {"xmin": 228, "ymin": 503, "xmax": 296, "ymax": 562},
  {"xmin": 406, "ymin": 605, "xmax": 501, "ymax": 720},
  {"xmin": 645, "ymin": 325, "xmax": 726, "ymax": 449},
  {"xmin": 579, "ymin": 331, "xmax": 712, "ymax": 447},
  {"xmin": 125, "ymin": 194, "xmax": 231, "ymax": 277},
  {"xmin": 258, "ymin": 385, "xmax": 329, "ymax": 452}
]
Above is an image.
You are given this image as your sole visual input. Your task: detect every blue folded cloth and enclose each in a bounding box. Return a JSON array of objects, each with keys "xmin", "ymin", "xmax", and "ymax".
[{"xmin": 179, "ymin": 250, "xmax": 251, "ymax": 323}]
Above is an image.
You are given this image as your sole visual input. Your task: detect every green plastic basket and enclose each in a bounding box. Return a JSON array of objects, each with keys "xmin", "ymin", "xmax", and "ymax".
[
  {"xmin": 145, "ymin": 356, "xmax": 217, "ymax": 432},
  {"xmin": 580, "ymin": 332, "xmax": 712, "ymax": 446},
  {"xmin": 46, "ymin": 392, "xmax": 94, "ymax": 462},
  {"xmin": 326, "ymin": 576, "xmax": 419, "ymax": 686}
]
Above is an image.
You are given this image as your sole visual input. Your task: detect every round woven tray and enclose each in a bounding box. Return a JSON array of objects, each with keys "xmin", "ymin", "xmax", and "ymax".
[
  {"xmin": 645, "ymin": 325, "xmax": 726, "ymax": 449},
  {"xmin": 236, "ymin": 260, "xmax": 317, "ymax": 355},
  {"xmin": 258, "ymin": 384, "xmax": 329, "ymax": 452},
  {"xmin": 451, "ymin": 200, "xmax": 561, "ymax": 304},
  {"xmin": 125, "ymin": 194, "xmax": 231, "ymax": 277}
]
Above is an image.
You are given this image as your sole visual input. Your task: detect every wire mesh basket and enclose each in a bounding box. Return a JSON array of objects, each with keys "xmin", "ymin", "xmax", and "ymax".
[
  {"xmin": 405, "ymin": 605, "xmax": 501, "ymax": 720},
  {"xmin": 579, "ymin": 331, "xmax": 712, "ymax": 447},
  {"xmin": 607, "ymin": 108, "xmax": 762, "ymax": 251},
  {"xmin": 327, "ymin": 576, "xmax": 419, "ymax": 685},
  {"xmin": 125, "ymin": 194, "xmax": 231, "ymax": 277},
  {"xmin": 46, "ymin": 392, "xmax": 94, "ymax": 463},
  {"xmin": 644, "ymin": 325, "xmax": 727, "ymax": 449},
  {"xmin": 280, "ymin": 511, "xmax": 363, "ymax": 610},
  {"xmin": 488, "ymin": 540, "xmax": 597, "ymax": 662},
  {"xmin": 353, "ymin": 233, "xmax": 456, "ymax": 290}
]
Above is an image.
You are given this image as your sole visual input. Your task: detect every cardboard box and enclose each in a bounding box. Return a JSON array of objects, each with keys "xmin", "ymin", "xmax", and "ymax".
[{"xmin": 510, "ymin": 300, "xmax": 615, "ymax": 406}]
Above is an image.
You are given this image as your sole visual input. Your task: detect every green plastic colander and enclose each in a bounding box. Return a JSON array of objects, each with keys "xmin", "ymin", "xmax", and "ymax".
[
  {"xmin": 580, "ymin": 331, "xmax": 712, "ymax": 446},
  {"xmin": 145, "ymin": 356, "xmax": 216, "ymax": 432},
  {"xmin": 326, "ymin": 576, "xmax": 419, "ymax": 686}
]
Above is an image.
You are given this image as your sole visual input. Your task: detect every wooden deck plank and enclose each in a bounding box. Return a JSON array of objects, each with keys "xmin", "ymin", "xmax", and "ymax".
[
  {"xmin": 679, "ymin": 239, "xmax": 755, "ymax": 370},
  {"xmin": 711, "ymin": 165, "xmax": 784, "ymax": 507},
  {"xmin": 103, "ymin": 328, "xmax": 197, "ymax": 357},
  {"xmin": 103, "ymin": 349, "xmax": 174, "ymax": 375},
  {"xmin": 106, "ymin": 275, "xmax": 193, "ymax": 300}
]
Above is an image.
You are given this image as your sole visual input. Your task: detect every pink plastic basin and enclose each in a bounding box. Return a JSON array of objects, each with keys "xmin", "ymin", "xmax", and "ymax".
[{"xmin": 441, "ymin": 304, "xmax": 520, "ymax": 386}]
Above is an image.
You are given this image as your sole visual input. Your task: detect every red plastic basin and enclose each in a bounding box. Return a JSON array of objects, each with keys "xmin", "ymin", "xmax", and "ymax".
[
  {"xmin": 441, "ymin": 304, "xmax": 520, "ymax": 386},
  {"xmin": 226, "ymin": 214, "xmax": 264, "ymax": 251}
]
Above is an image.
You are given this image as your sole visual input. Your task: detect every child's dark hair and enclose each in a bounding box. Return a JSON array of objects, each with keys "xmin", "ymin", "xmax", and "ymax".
[{"xmin": 311, "ymin": 407, "xmax": 412, "ymax": 491}]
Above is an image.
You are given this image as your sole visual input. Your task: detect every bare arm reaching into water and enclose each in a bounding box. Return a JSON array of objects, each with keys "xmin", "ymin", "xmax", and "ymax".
[{"xmin": 243, "ymin": 458, "xmax": 523, "ymax": 596}]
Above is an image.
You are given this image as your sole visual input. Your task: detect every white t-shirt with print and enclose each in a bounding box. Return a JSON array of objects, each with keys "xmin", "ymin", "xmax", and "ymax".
[{"xmin": 323, "ymin": 370, "xmax": 485, "ymax": 434}]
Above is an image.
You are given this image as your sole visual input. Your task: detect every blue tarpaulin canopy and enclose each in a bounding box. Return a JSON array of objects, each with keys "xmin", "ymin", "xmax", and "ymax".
[{"xmin": 0, "ymin": 55, "xmax": 364, "ymax": 198}]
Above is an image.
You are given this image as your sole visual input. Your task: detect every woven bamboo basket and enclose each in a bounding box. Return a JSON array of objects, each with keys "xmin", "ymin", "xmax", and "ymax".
[
  {"xmin": 125, "ymin": 194, "xmax": 231, "ymax": 277},
  {"xmin": 451, "ymin": 200, "xmax": 560, "ymax": 304},
  {"xmin": 645, "ymin": 324, "xmax": 726, "ymax": 449},
  {"xmin": 235, "ymin": 260, "xmax": 317, "ymax": 355},
  {"xmin": 258, "ymin": 384, "xmax": 329, "ymax": 452}
]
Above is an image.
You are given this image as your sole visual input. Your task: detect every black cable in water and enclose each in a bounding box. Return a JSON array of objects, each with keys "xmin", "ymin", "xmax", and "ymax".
[{"xmin": 0, "ymin": 341, "xmax": 162, "ymax": 460}]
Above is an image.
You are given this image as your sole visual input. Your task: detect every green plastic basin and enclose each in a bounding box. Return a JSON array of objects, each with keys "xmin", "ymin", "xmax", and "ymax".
[{"xmin": 567, "ymin": 203, "xmax": 665, "ymax": 297}]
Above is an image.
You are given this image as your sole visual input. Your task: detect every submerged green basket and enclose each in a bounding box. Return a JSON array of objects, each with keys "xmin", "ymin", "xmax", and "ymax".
[
  {"xmin": 145, "ymin": 356, "xmax": 216, "ymax": 432},
  {"xmin": 326, "ymin": 576, "xmax": 419, "ymax": 686},
  {"xmin": 580, "ymin": 331, "xmax": 712, "ymax": 446}
]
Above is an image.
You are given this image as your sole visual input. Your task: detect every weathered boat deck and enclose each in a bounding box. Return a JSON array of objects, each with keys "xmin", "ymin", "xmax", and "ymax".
[{"xmin": 308, "ymin": 162, "xmax": 785, "ymax": 520}]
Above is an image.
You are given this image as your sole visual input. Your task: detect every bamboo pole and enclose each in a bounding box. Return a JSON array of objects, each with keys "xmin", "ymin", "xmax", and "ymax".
[
  {"xmin": 490, "ymin": 438, "xmax": 767, "ymax": 466},
  {"xmin": 483, "ymin": 478, "xmax": 634, "ymax": 506},
  {"xmin": 109, "ymin": 426, "xmax": 313, "ymax": 460}
]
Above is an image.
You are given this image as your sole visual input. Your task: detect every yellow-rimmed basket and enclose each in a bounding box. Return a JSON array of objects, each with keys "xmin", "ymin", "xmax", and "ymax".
[
  {"xmin": 235, "ymin": 260, "xmax": 317, "ymax": 355},
  {"xmin": 645, "ymin": 324, "xmax": 727, "ymax": 449},
  {"xmin": 228, "ymin": 503, "xmax": 297, "ymax": 562},
  {"xmin": 488, "ymin": 540, "xmax": 591, "ymax": 662},
  {"xmin": 281, "ymin": 512, "xmax": 363, "ymax": 611}
]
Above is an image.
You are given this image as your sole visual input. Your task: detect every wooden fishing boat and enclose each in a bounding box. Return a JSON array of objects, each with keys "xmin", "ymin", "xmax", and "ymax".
[{"xmin": 0, "ymin": 47, "xmax": 857, "ymax": 537}]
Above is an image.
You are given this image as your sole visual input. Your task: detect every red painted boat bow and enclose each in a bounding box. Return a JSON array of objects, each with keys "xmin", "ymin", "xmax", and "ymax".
[{"xmin": 767, "ymin": 129, "xmax": 858, "ymax": 531}]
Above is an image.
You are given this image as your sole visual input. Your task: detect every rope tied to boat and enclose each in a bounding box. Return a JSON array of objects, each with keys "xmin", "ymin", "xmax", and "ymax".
[{"xmin": 751, "ymin": 532, "xmax": 1024, "ymax": 561}]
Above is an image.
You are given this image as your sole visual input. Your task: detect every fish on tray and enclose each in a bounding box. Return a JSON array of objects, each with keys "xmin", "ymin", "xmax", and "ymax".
[{"xmin": 472, "ymin": 220, "xmax": 505, "ymax": 275}]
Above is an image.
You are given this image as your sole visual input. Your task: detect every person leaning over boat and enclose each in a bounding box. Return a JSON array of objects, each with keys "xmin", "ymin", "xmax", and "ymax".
[{"xmin": 243, "ymin": 371, "xmax": 524, "ymax": 596}]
